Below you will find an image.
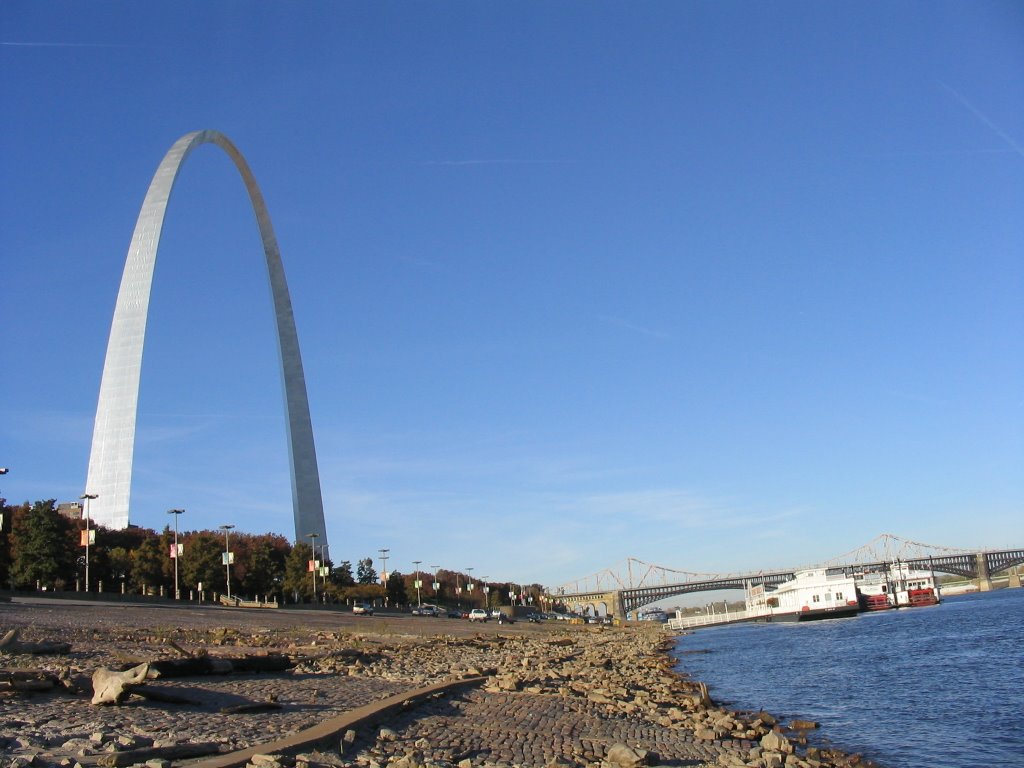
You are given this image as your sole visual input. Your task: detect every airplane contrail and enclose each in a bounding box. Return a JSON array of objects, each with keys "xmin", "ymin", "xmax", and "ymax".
[
  {"xmin": 939, "ymin": 81, "xmax": 1024, "ymax": 160},
  {"xmin": 1, "ymin": 41, "xmax": 137, "ymax": 48},
  {"xmin": 598, "ymin": 315, "xmax": 670, "ymax": 340},
  {"xmin": 418, "ymin": 159, "xmax": 574, "ymax": 166}
]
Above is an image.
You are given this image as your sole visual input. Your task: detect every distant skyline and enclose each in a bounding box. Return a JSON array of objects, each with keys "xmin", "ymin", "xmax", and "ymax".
[{"xmin": 2, "ymin": 2, "xmax": 1021, "ymax": 588}]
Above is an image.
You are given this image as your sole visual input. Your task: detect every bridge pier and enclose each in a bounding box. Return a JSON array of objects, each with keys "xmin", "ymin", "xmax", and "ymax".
[
  {"xmin": 1008, "ymin": 567, "xmax": 1022, "ymax": 589},
  {"xmin": 560, "ymin": 591, "xmax": 622, "ymax": 619},
  {"xmin": 975, "ymin": 553, "xmax": 993, "ymax": 592}
]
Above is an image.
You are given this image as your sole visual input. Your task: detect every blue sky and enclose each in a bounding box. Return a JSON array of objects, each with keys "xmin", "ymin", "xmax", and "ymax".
[{"xmin": 2, "ymin": 1, "xmax": 1022, "ymax": 589}]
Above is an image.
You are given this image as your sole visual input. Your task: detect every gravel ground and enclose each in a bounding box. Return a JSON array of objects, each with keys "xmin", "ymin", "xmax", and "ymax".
[{"xmin": 0, "ymin": 597, "xmax": 878, "ymax": 768}]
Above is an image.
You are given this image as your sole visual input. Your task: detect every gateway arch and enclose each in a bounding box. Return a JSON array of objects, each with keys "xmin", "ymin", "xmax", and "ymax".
[{"xmin": 85, "ymin": 130, "xmax": 328, "ymax": 553}]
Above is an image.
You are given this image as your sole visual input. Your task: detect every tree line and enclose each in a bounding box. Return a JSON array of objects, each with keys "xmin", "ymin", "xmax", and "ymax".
[{"xmin": 0, "ymin": 498, "xmax": 544, "ymax": 607}]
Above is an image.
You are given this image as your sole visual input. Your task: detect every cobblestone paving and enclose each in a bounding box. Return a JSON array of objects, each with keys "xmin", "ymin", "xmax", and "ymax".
[
  {"xmin": 350, "ymin": 689, "xmax": 744, "ymax": 768},
  {"xmin": 1, "ymin": 672, "xmax": 407, "ymax": 754}
]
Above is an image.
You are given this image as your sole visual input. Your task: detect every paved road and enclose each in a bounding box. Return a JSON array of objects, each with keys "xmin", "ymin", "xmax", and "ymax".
[{"xmin": 2, "ymin": 596, "xmax": 550, "ymax": 639}]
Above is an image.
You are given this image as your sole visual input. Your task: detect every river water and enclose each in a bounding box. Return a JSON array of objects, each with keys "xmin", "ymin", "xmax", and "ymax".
[{"xmin": 670, "ymin": 588, "xmax": 1024, "ymax": 768}]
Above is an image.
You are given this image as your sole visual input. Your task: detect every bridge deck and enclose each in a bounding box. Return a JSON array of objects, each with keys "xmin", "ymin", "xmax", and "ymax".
[{"xmin": 556, "ymin": 547, "xmax": 1024, "ymax": 615}]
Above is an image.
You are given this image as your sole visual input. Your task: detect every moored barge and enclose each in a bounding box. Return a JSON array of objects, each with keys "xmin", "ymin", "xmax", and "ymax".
[{"xmin": 853, "ymin": 562, "xmax": 940, "ymax": 610}]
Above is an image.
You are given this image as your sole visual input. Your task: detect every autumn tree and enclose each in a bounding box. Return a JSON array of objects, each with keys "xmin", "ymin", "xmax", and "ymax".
[
  {"xmin": 243, "ymin": 534, "xmax": 288, "ymax": 598},
  {"xmin": 94, "ymin": 524, "xmax": 151, "ymax": 591},
  {"xmin": 356, "ymin": 557, "xmax": 378, "ymax": 585},
  {"xmin": 225, "ymin": 532, "xmax": 255, "ymax": 594},
  {"xmin": 283, "ymin": 542, "xmax": 313, "ymax": 602},
  {"xmin": 10, "ymin": 500, "xmax": 75, "ymax": 590},
  {"xmin": 154, "ymin": 526, "xmax": 176, "ymax": 588},
  {"xmin": 341, "ymin": 582, "xmax": 386, "ymax": 604},
  {"xmin": 130, "ymin": 536, "xmax": 166, "ymax": 593},
  {"xmin": 0, "ymin": 497, "xmax": 12, "ymax": 587},
  {"xmin": 432, "ymin": 568, "xmax": 460, "ymax": 605},
  {"xmin": 108, "ymin": 546, "xmax": 133, "ymax": 593},
  {"xmin": 181, "ymin": 532, "xmax": 225, "ymax": 594},
  {"xmin": 386, "ymin": 569, "xmax": 408, "ymax": 606},
  {"xmin": 332, "ymin": 560, "xmax": 355, "ymax": 587}
]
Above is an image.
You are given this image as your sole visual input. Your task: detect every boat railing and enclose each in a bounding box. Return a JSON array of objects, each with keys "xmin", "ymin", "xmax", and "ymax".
[{"xmin": 667, "ymin": 609, "xmax": 753, "ymax": 630}]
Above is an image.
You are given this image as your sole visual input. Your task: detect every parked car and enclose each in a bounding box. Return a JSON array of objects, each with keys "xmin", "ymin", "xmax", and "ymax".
[
  {"xmin": 496, "ymin": 612, "xmax": 514, "ymax": 624},
  {"xmin": 352, "ymin": 603, "xmax": 374, "ymax": 615},
  {"xmin": 468, "ymin": 608, "xmax": 489, "ymax": 622},
  {"xmin": 412, "ymin": 605, "xmax": 439, "ymax": 616},
  {"xmin": 447, "ymin": 609, "xmax": 467, "ymax": 619}
]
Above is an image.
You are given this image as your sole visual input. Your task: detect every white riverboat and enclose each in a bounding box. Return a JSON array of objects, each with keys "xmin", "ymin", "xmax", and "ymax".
[
  {"xmin": 637, "ymin": 606, "xmax": 669, "ymax": 622},
  {"xmin": 856, "ymin": 562, "xmax": 940, "ymax": 609},
  {"xmin": 745, "ymin": 568, "xmax": 860, "ymax": 622},
  {"xmin": 855, "ymin": 569, "xmax": 896, "ymax": 611}
]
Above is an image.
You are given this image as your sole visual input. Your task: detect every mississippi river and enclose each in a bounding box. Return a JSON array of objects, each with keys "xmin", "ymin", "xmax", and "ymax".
[{"xmin": 672, "ymin": 588, "xmax": 1024, "ymax": 768}]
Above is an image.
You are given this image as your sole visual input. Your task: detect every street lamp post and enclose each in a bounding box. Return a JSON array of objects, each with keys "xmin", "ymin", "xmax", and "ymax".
[
  {"xmin": 219, "ymin": 524, "xmax": 235, "ymax": 601},
  {"xmin": 167, "ymin": 509, "xmax": 184, "ymax": 599},
  {"xmin": 466, "ymin": 567, "xmax": 474, "ymax": 606},
  {"xmin": 378, "ymin": 548, "xmax": 390, "ymax": 604},
  {"xmin": 80, "ymin": 493, "xmax": 98, "ymax": 592},
  {"xmin": 413, "ymin": 560, "xmax": 422, "ymax": 607},
  {"xmin": 0, "ymin": 470, "xmax": 7, "ymax": 592},
  {"xmin": 307, "ymin": 532, "xmax": 320, "ymax": 603},
  {"xmin": 430, "ymin": 564, "xmax": 440, "ymax": 599},
  {"xmin": 0, "ymin": 470, "xmax": 6, "ymax": 545}
]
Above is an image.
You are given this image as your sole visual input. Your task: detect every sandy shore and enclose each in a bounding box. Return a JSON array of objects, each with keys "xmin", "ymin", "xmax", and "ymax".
[{"xmin": 0, "ymin": 597, "xmax": 878, "ymax": 768}]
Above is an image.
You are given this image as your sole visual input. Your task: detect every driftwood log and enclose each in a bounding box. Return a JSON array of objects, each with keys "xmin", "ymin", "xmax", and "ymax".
[
  {"xmin": 696, "ymin": 681, "xmax": 713, "ymax": 707},
  {"xmin": 144, "ymin": 653, "xmax": 293, "ymax": 678},
  {"xmin": 163, "ymin": 638, "xmax": 193, "ymax": 657},
  {"xmin": 0, "ymin": 629, "xmax": 72, "ymax": 655},
  {"xmin": 1, "ymin": 668, "xmax": 86, "ymax": 695},
  {"xmin": 130, "ymin": 684, "xmax": 202, "ymax": 705},
  {"xmin": 3, "ymin": 677, "xmax": 55, "ymax": 692},
  {"xmin": 219, "ymin": 698, "xmax": 282, "ymax": 714}
]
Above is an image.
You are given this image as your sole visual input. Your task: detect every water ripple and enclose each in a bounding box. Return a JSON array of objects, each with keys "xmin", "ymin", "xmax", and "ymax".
[{"xmin": 671, "ymin": 589, "xmax": 1024, "ymax": 768}]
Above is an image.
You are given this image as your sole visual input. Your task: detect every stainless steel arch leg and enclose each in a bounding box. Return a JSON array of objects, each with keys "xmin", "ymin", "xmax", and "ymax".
[{"xmin": 85, "ymin": 130, "xmax": 328, "ymax": 553}]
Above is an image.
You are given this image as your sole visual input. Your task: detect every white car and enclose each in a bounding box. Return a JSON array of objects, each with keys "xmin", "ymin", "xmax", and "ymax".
[
  {"xmin": 468, "ymin": 609, "xmax": 489, "ymax": 622},
  {"xmin": 352, "ymin": 603, "xmax": 374, "ymax": 615}
]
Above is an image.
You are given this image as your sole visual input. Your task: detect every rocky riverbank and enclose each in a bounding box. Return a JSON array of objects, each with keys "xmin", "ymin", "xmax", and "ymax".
[{"xmin": 0, "ymin": 600, "xmax": 881, "ymax": 768}]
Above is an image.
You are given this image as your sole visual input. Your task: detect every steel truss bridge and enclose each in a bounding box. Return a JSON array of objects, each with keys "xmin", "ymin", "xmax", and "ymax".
[{"xmin": 551, "ymin": 534, "xmax": 1024, "ymax": 617}]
